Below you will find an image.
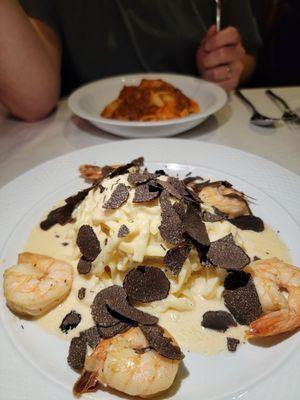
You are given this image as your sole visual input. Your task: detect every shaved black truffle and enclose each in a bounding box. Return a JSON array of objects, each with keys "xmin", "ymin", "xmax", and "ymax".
[
  {"xmin": 107, "ymin": 286, "xmax": 158, "ymax": 325},
  {"xmin": 80, "ymin": 326, "xmax": 102, "ymax": 349},
  {"xmin": 123, "ymin": 266, "xmax": 170, "ymax": 302},
  {"xmin": 103, "ymin": 184, "xmax": 129, "ymax": 209},
  {"xmin": 91, "ymin": 285, "xmax": 158, "ymax": 327},
  {"xmin": 60, "ymin": 310, "xmax": 81, "ymax": 334},
  {"xmin": 67, "ymin": 336, "xmax": 87, "ymax": 371},
  {"xmin": 78, "ymin": 287, "xmax": 86, "ymax": 300},
  {"xmin": 159, "ymin": 190, "xmax": 185, "ymax": 245},
  {"xmin": 201, "ymin": 310, "xmax": 237, "ymax": 332},
  {"xmin": 224, "ymin": 271, "xmax": 262, "ymax": 325},
  {"xmin": 133, "ymin": 182, "xmax": 160, "ymax": 203},
  {"xmin": 140, "ymin": 324, "xmax": 184, "ymax": 360},
  {"xmin": 157, "ymin": 177, "xmax": 187, "ymax": 200},
  {"xmin": 76, "ymin": 225, "xmax": 101, "ymax": 261},
  {"xmin": 40, "ymin": 188, "xmax": 91, "ymax": 230},
  {"xmin": 40, "ymin": 204, "xmax": 73, "ymax": 231},
  {"xmin": 229, "ymin": 215, "xmax": 264, "ymax": 232},
  {"xmin": 172, "ymin": 201, "xmax": 185, "ymax": 220},
  {"xmin": 183, "ymin": 203, "xmax": 210, "ymax": 246},
  {"xmin": 164, "ymin": 245, "xmax": 191, "ymax": 275},
  {"xmin": 118, "ymin": 224, "xmax": 130, "ymax": 238},
  {"xmin": 106, "ymin": 157, "xmax": 144, "ymax": 179},
  {"xmin": 202, "ymin": 207, "xmax": 227, "ymax": 222},
  {"xmin": 77, "ymin": 257, "xmax": 92, "ymax": 275},
  {"xmin": 128, "ymin": 171, "xmax": 157, "ymax": 185},
  {"xmin": 97, "ymin": 321, "xmax": 131, "ymax": 338},
  {"xmin": 227, "ymin": 337, "xmax": 240, "ymax": 352},
  {"xmin": 91, "ymin": 286, "xmax": 125, "ymax": 327},
  {"xmin": 207, "ymin": 234, "xmax": 250, "ymax": 270}
]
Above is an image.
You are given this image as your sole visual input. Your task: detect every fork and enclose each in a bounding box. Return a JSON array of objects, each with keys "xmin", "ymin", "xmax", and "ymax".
[
  {"xmin": 215, "ymin": 0, "xmax": 221, "ymax": 32},
  {"xmin": 265, "ymin": 89, "xmax": 300, "ymax": 126}
]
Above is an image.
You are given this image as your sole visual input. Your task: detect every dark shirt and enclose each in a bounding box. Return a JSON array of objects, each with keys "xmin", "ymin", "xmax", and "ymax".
[{"xmin": 20, "ymin": 0, "xmax": 261, "ymax": 95}]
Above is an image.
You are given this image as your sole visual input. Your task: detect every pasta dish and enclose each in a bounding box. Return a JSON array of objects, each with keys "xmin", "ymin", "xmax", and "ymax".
[
  {"xmin": 101, "ymin": 79, "xmax": 200, "ymax": 121},
  {"xmin": 3, "ymin": 157, "xmax": 298, "ymax": 399}
]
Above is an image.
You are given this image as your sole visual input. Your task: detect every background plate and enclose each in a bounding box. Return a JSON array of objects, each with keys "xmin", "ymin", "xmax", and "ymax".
[
  {"xmin": 68, "ymin": 73, "xmax": 227, "ymax": 137},
  {"xmin": 1, "ymin": 139, "xmax": 300, "ymax": 400}
]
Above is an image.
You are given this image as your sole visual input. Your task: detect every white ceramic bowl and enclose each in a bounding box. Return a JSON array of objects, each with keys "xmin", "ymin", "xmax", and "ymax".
[{"xmin": 68, "ymin": 73, "xmax": 227, "ymax": 138}]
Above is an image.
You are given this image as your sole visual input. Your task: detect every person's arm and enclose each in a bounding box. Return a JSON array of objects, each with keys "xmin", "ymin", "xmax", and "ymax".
[{"xmin": 0, "ymin": 0, "xmax": 61, "ymax": 121}]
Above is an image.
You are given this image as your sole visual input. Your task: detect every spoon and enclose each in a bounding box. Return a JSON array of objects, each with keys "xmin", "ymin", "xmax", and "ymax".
[{"xmin": 236, "ymin": 90, "xmax": 279, "ymax": 127}]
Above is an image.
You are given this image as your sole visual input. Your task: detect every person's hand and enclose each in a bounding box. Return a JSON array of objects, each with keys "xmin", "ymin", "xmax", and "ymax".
[{"xmin": 196, "ymin": 25, "xmax": 245, "ymax": 93}]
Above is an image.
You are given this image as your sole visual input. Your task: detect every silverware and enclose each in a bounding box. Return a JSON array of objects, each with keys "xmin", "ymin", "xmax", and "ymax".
[
  {"xmin": 236, "ymin": 90, "xmax": 280, "ymax": 127},
  {"xmin": 265, "ymin": 89, "xmax": 300, "ymax": 126},
  {"xmin": 215, "ymin": 0, "xmax": 221, "ymax": 32}
]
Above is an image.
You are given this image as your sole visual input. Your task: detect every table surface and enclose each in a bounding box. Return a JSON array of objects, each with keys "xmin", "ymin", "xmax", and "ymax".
[{"xmin": 0, "ymin": 86, "xmax": 299, "ymax": 188}]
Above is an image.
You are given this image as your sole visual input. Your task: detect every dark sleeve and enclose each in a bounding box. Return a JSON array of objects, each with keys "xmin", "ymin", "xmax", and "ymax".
[
  {"xmin": 19, "ymin": 0, "xmax": 60, "ymax": 35},
  {"xmin": 222, "ymin": 0, "xmax": 262, "ymax": 54}
]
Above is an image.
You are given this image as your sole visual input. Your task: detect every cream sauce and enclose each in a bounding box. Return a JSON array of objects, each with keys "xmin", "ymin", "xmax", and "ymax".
[{"xmin": 24, "ymin": 219, "xmax": 291, "ymax": 354}]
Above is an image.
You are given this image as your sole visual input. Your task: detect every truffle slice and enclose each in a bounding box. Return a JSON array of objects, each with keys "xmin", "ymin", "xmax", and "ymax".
[
  {"xmin": 76, "ymin": 225, "xmax": 101, "ymax": 261},
  {"xmin": 202, "ymin": 207, "xmax": 227, "ymax": 222},
  {"xmin": 77, "ymin": 257, "xmax": 92, "ymax": 275},
  {"xmin": 164, "ymin": 245, "xmax": 191, "ymax": 275},
  {"xmin": 118, "ymin": 224, "xmax": 130, "ymax": 238},
  {"xmin": 133, "ymin": 182, "xmax": 160, "ymax": 203},
  {"xmin": 157, "ymin": 177, "xmax": 188, "ymax": 200},
  {"xmin": 60, "ymin": 310, "xmax": 81, "ymax": 334},
  {"xmin": 65, "ymin": 187, "xmax": 92, "ymax": 207},
  {"xmin": 183, "ymin": 203, "xmax": 210, "ymax": 246},
  {"xmin": 192, "ymin": 239, "xmax": 211, "ymax": 266},
  {"xmin": 106, "ymin": 286, "xmax": 158, "ymax": 325},
  {"xmin": 201, "ymin": 310, "xmax": 237, "ymax": 332},
  {"xmin": 140, "ymin": 324, "xmax": 184, "ymax": 360},
  {"xmin": 128, "ymin": 171, "xmax": 157, "ymax": 185},
  {"xmin": 91, "ymin": 286, "xmax": 124, "ymax": 327},
  {"xmin": 80, "ymin": 326, "xmax": 102, "ymax": 349},
  {"xmin": 224, "ymin": 271, "xmax": 262, "ymax": 325},
  {"xmin": 106, "ymin": 157, "xmax": 144, "ymax": 179},
  {"xmin": 159, "ymin": 190, "xmax": 185, "ymax": 245},
  {"xmin": 91, "ymin": 285, "xmax": 158, "ymax": 327},
  {"xmin": 40, "ymin": 187, "xmax": 91, "ymax": 230},
  {"xmin": 227, "ymin": 337, "xmax": 240, "ymax": 352},
  {"xmin": 103, "ymin": 183, "xmax": 129, "ymax": 209},
  {"xmin": 207, "ymin": 234, "xmax": 250, "ymax": 270},
  {"xmin": 172, "ymin": 201, "xmax": 185, "ymax": 220},
  {"xmin": 67, "ymin": 336, "xmax": 87, "ymax": 371},
  {"xmin": 123, "ymin": 266, "xmax": 170, "ymax": 302},
  {"xmin": 229, "ymin": 215, "xmax": 264, "ymax": 232},
  {"xmin": 78, "ymin": 287, "xmax": 86, "ymax": 300},
  {"xmin": 40, "ymin": 204, "xmax": 73, "ymax": 231},
  {"xmin": 97, "ymin": 321, "xmax": 131, "ymax": 338}
]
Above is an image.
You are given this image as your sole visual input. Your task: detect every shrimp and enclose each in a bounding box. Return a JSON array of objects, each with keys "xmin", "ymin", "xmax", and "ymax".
[
  {"xmin": 79, "ymin": 164, "xmax": 120, "ymax": 183},
  {"xmin": 197, "ymin": 182, "xmax": 250, "ymax": 219},
  {"xmin": 245, "ymin": 258, "xmax": 300, "ymax": 337},
  {"xmin": 3, "ymin": 252, "xmax": 73, "ymax": 318},
  {"xmin": 73, "ymin": 326, "xmax": 180, "ymax": 398}
]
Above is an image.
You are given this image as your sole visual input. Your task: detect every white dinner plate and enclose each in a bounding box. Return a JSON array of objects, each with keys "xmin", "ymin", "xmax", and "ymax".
[
  {"xmin": 68, "ymin": 73, "xmax": 227, "ymax": 138},
  {"xmin": 1, "ymin": 139, "xmax": 300, "ymax": 400}
]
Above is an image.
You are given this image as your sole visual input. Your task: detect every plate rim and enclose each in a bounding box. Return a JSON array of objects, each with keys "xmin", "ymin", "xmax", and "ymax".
[{"xmin": 1, "ymin": 139, "xmax": 299, "ymax": 195}]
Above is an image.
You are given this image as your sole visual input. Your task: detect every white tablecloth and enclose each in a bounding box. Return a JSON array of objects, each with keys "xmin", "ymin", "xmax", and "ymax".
[{"xmin": 0, "ymin": 87, "xmax": 299, "ymax": 189}]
